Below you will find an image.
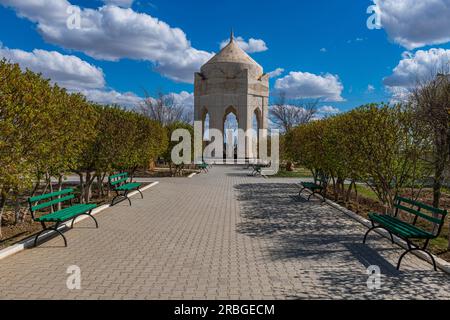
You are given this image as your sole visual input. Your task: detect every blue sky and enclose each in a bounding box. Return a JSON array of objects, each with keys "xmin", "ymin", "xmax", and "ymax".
[{"xmin": 0, "ymin": 0, "xmax": 449, "ymax": 115}]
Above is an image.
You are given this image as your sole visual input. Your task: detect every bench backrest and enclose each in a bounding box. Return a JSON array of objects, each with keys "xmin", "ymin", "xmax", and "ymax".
[
  {"xmin": 394, "ymin": 196, "xmax": 448, "ymax": 235},
  {"xmin": 109, "ymin": 172, "xmax": 129, "ymax": 187},
  {"xmin": 28, "ymin": 188, "xmax": 75, "ymax": 220}
]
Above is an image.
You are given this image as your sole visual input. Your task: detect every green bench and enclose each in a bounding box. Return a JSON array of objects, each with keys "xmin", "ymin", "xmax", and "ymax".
[
  {"xmin": 299, "ymin": 179, "xmax": 326, "ymax": 201},
  {"xmin": 251, "ymin": 162, "xmax": 270, "ymax": 176},
  {"xmin": 108, "ymin": 172, "xmax": 143, "ymax": 206},
  {"xmin": 363, "ymin": 196, "xmax": 448, "ymax": 271},
  {"xmin": 28, "ymin": 188, "xmax": 98, "ymax": 247},
  {"xmin": 197, "ymin": 163, "xmax": 209, "ymax": 173}
]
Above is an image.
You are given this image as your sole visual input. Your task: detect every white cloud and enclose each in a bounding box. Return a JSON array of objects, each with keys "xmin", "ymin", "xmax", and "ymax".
[
  {"xmin": 320, "ymin": 48, "xmax": 327, "ymax": 52},
  {"xmin": 102, "ymin": 0, "xmax": 134, "ymax": 7},
  {"xmin": 81, "ymin": 89, "xmax": 143, "ymax": 107},
  {"xmin": 318, "ymin": 106, "xmax": 340, "ymax": 114},
  {"xmin": 384, "ymin": 48, "xmax": 450, "ymax": 88},
  {"xmin": 267, "ymin": 68, "xmax": 284, "ymax": 78},
  {"xmin": 220, "ymin": 36, "xmax": 268, "ymax": 53},
  {"xmin": 82, "ymin": 89, "xmax": 194, "ymax": 109},
  {"xmin": 375, "ymin": 0, "xmax": 450, "ymax": 50},
  {"xmin": 386, "ymin": 86, "xmax": 411, "ymax": 104},
  {"xmin": 274, "ymin": 71, "xmax": 344, "ymax": 102},
  {"xmin": 0, "ymin": 46, "xmax": 105, "ymax": 90},
  {"xmin": 367, "ymin": 84, "xmax": 375, "ymax": 93},
  {"xmin": 0, "ymin": 0, "xmax": 213, "ymax": 83}
]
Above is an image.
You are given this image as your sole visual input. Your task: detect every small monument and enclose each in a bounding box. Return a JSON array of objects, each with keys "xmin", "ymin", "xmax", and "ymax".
[{"xmin": 194, "ymin": 31, "xmax": 269, "ymax": 161}]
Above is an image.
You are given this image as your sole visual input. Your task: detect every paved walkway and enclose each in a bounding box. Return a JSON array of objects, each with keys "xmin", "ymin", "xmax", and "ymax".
[{"xmin": 0, "ymin": 166, "xmax": 449, "ymax": 299}]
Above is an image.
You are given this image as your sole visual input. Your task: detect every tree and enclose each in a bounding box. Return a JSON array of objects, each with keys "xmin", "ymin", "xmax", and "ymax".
[
  {"xmin": 410, "ymin": 73, "xmax": 450, "ymax": 208},
  {"xmin": 270, "ymin": 91, "xmax": 318, "ymax": 132},
  {"xmin": 162, "ymin": 122, "xmax": 194, "ymax": 176},
  {"xmin": 140, "ymin": 90, "xmax": 190, "ymax": 126}
]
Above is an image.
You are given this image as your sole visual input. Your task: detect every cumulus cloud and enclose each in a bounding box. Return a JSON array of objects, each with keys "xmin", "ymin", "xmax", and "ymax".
[
  {"xmin": 267, "ymin": 68, "xmax": 284, "ymax": 78},
  {"xmin": 81, "ymin": 89, "xmax": 143, "ymax": 107},
  {"xmin": 0, "ymin": 0, "xmax": 213, "ymax": 83},
  {"xmin": 384, "ymin": 48, "xmax": 450, "ymax": 87},
  {"xmin": 318, "ymin": 106, "xmax": 340, "ymax": 114},
  {"xmin": 220, "ymin": 36, "xmax": 268, "ymax": 53},
  {"xmin": 0, "ymin": 46, "xmax": 105, "ymax": 90},
  {"xmin": 375, "ymin": 0, "xmax": 450, "ymax": 50},
  {"xmin": 102, "ymin": 0, "xmax": 134, "ymax": 7},
  {"xmin": 82, "ymin": 89, "xmax": 194, "ymax": 109},
  {"xmin": 274, "ymin": 71, "xmax": 344, "ymax": 102},
  {"xmin": 384, "ymin": 48, "xmax": 450, "ymax": 102}
]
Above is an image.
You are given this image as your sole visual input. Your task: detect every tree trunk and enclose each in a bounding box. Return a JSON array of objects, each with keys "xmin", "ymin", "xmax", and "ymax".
[
  {"xmin": 78, "ymin": 173, "xmax": 85, "ymax": 204},
  {"xmin": 286, "ymin": 161, "xmax": 294, "ymax": 172},
  {"xmin": 12, "ymin": 190, "xmax": 21, "ymax": 225},
  {"xmin": 0, "ymin": 189, "xmax": 8, "ymax": 239},
  {"xmin": 345, "ymin": 181, "xmax": 354, "ymax": 203},
  {"xmin": 84, "ymin": 171, "xmax": 92, "ymax": 203},
  {"xmin": 31, "ymin": 173, "xmax": 42, "ymax": 198},
  {"xmin": 57, "ymin": 175, "xmax": 63, "ymax": 211},
  {"xmin": 47, "ymin": 173, "xmax": 54, "ymax": 213},
  {"xmin": 433, "ymin": 160, "xmax": 445, "ymax": 209}
]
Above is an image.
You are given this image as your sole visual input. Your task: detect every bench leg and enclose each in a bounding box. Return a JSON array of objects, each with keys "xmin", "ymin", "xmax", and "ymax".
[
  {"xmin": 298, "ymin": 187, "xmax": 306, "ymax": 197},
  {"xmin": 124, "ymin": 191, "xmax": 132, "ymax": 206},
  {"xmin": 34, "ymin": 222, "xmax": 67, "ymax": 247},
  {"xmin": 397, "ymin": 247, "xmax": 437, "ymax": 271},
  {"xmin": 111, "ymin": 191, "xmax": 131, "ymax": 206},
  {"xmin": 71, "ymin": 211, "xmax": 99, "ymax": 229},
  {"xmin": 137, "ymin": 188, "xmax": 144, "ymax": 199},
  {"xmin": 308, "ymin": 190, "xmax": 320, "ymax": 201},
  {"xmin": 363, "ymin": 224, "xmax": 385, "ymax": 244}
]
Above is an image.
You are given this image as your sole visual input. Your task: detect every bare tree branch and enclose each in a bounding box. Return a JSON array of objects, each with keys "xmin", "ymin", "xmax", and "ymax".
[{"xmin": 270, "ymin": 91, "xmax": 318, "ymax": 132}]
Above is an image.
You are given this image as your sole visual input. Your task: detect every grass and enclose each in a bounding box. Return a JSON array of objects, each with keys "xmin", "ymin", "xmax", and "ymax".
[
  {"xmin": 272, "ymin": 167, "xmax": 313, "ymax": 178},
  {"xmin": 347, "ymin": 183, "xmax": 379, "ymax": 201}
]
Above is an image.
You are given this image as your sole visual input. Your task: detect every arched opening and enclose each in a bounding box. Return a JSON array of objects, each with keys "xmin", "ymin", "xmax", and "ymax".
[
  {"xmin": 251, "ymin": 108, "xmax": 262, "ymax": 159},
  {"xmin": 201, "ymin": 107, "xmax": 210, "ymax": 142},
  {"xmin": 223, "ymin": 106, "xmax": 238, "ymax": 160}
]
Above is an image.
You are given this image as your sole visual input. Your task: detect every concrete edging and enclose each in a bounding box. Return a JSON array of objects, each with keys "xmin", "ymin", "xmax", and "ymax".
[
  {"xmin": 0, "ymin": 181, "xmax": 159, "ymax": 261},
  {"xmin": 319, "ymin": 195, "xmax": 450, "ymax": 274},
  {"xmin": 187, "ymin": 172, "xmax": 197, "ymax": 178}
]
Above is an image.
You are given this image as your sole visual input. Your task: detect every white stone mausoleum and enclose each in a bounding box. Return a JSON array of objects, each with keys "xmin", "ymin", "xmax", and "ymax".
[{"xmin": 194, "ymin": 32, "xmax": 269, "ymax": 160}]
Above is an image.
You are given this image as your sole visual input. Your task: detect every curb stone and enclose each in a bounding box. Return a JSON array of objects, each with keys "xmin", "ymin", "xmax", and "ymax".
[
  {"xmin": 0, "ymin": 181, "xmax": 159, "ymax": 261},
  {"xmin": 316, "ymin": 193, "xmax": 450, "ymax": 274}
]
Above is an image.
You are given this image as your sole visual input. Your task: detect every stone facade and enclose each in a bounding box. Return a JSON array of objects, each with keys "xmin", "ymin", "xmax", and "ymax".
[{"xmin": 194, "ymin": 33, "xmax": 269, "ymax": 159}]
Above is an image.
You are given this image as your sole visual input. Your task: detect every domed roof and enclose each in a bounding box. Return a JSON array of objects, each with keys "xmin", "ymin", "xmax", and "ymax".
[{"xmin": 201, "ymin": 32, "xmax": 263, "ymax": 77}]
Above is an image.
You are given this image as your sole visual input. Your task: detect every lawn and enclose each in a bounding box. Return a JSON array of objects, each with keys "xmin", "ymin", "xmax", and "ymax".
[{"xmin": 272, "ymin": 167, "xmax": 313, "ymax": 178}]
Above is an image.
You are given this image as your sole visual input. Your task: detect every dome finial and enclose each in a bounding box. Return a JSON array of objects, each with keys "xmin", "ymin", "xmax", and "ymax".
[{"xmin": 230, "ymin": 28, "xmax": 234, "ymax": 43}]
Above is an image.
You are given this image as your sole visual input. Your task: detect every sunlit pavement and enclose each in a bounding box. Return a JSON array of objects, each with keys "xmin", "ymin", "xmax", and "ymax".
[{"xmin": 0, "ymin": 166, "xmax": 449, "ymax": 300}]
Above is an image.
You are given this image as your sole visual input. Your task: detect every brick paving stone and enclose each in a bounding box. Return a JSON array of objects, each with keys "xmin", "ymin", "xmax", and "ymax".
[{"xmin": 0, "ymin": 166, "xmax": 449, "ymax": 300}]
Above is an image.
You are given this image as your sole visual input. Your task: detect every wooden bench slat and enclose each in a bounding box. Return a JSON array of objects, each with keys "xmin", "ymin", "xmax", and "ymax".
[
  {"xmin": 31, "ymin": 195, "xmax": 75, "ymax": 212},
  {"xmin": 395, "ymin": 203, "xmax": 442, "ymax": 224},
  {"xmin": 370, "ymin": 213, "xmax": 433, "ymax": 238},
  {"xmin": 115, "ymin": 182, "xmax": 142, "ymax": 191},
  {"xmin": 29, "ymin": 188, "xmax": 74, "ymax": 203},
  {"xmin": 36, "ymin": 204, "xmax": 97, "ymax": 222},
  {"xmin": 109, "ymin": 172, "xmax": 128, "ymax": 180},
  {"xmin": 396, "ymin": 196, "xmax": 447, "ymax": 215},
  {"xmin": 110, "ymin": 177, "xmax": 128, "ymax": 186}
]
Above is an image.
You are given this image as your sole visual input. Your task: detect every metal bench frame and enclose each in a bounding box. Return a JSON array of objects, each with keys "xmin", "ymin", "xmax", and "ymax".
[
  {"xmin": 299, "ymin": 172, "xmax": 328, "ymax": 201},
  {"xmin": 363, "ymin": 196, "xmax": 448, "ymax": 271},
  {"xmin": 28, "ymin": 189, "xmax": 98, "ymax": 247},
  {"xmin": 109, "ymin": 172, "xmax": 143, "ymax": 206}
]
